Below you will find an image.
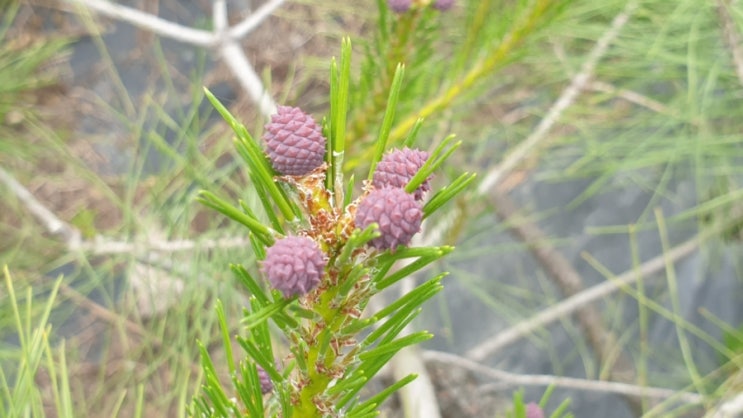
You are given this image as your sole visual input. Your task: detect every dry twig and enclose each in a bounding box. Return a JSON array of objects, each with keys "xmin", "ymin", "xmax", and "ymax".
[
  {"xmin": 487, "ymin": 190, "xmax": 642, "ymax": 414},
  {"xmin": 63, "ymin": 0, "xmax": 281, "ymax": 116},
  {"xmin": 466, "ymin": 236, "xmax": 700, "ymax": 360},
  {"xmin": 708, "ymin": 392, "xmax": 743, "ymax": 418},
  {"xmin": 424, "ymin": 350, "xmax": 704, "ymax": 406},
  {"xmin": 588, "ymin": 80, "xmax": 679, "ymax": 117},
  {"xmin": 1, "ymin": 161, "xmax": 251, "ymax": 256},
  {"xmin": 0, "ymin": 166, "xmax": 81, "ymax": 248}
]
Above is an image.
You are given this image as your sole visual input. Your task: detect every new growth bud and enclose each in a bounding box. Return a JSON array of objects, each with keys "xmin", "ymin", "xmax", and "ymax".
[
  {"xmin": 257, "ymin": 366, "xmax": 273, "ymax": 394},
  {"xmin": 355, "ymin": 187, "xmax": 422, "ymax": 251},
  {"xmin": 261, "ymin": 236, "xmax": 327, "ymax": 298},
  {"xmin": 525, "ymin": 402, "xmax": 545, "ymax": 418},
  {"xmin": 263, "ymin": 106, "xmax": 326, "ymax": 176},
  {"xmin": 373, "ymin": 147, "xmax": 431, "ymax": 201}
]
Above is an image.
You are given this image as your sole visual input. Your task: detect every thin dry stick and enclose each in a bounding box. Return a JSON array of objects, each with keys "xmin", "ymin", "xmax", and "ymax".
[
  {"xmin": 587, "ymin": 79, "xmax": 705, "ymax": 128},
  {"xmin": 488, "ymin": 190, "xmax": 641, "ymax": 415},
  {"xmin": 59, "ymin": 283, "xmax": 147, "ymax": 339},
  {"xmin": 708, "ymin": 392, "xmax": 743, "ymax": 418},
  {"xmin": 77, "ymin": 236, "xmax": 250, "ymax": 255},
  {"xmin": 477, "ymin": 0, "xmax": 639, "ymax": 194},
  {"xmin": 63, "ymin": 0, "xmax": 280, "ymax": 116},
  {"xmin": 456, "ymin": 4, "xmax": 640, "ymax": 411},
  {"xmin": 424, "ymin": 350, "xmax": 704, "ymax": 406},
  {"xmin": 588, "ymin": 80, "xmax": 678, "ymax": 117},
  {"xmin": 1, "ymin": 163, "xmax": 249, "ymax": 255},
  {"xmin": 715, "ymin": 0, "xmax": 743, "ymax": 87},
  {"xmin": 213, "ymin": 0, "xmax": 277, "ymax": 116},
  {"xmin": 466, "ymin": 236, "xmax": 700, "ymax": 360},
  {"xmin": 220, "ymin": 40, "xmax": 277, "ymax": 116},
  {"xmin": 0, "ymin": 166, "xmax": 81, "ymax": 249},
  {"xmin": 63, "ymin": 0, "xmax": 285, "ymax": 45},
  {"xmin": 391, "ymin": 345, "xmax": 442, "ymax": 418},
  {"xmin": 229, "ymin": 0, "xmax": 286, "ymax": 40},
  {"xmin": 59, "ymin": 281, "xmax": 206, "ymax": 377},
  {"xmin": 64, "ymin": 0, "xmax": 216, "ymax": 46}
]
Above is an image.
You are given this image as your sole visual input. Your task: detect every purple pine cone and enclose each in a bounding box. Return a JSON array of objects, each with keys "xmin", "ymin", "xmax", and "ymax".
[
  {"xmin": 355, "ymin": 187, "xmax": 422, "ymax": 251},
  {"xmin": 373, "ymin": 147, "xmax": 431, "ymax": 200},
  {"xmin": 261, "ymin": 236, "xmax": 327, "ymax": 298},
  {"xmin": 388, "ymin": 0, "xmax": 411, "ymax": 13},
  {"xmin": 263, "ymin": 106, "xmax": 326, "ymax": 176},
  {"xmin": 433, "ymin": 0, "xmax": 454, "ymax": 10},
  {"xmin": 525, "ymin": 402, "xmax": 545, "ymax": 418},
  {"xmin": 257, "ymin": 366, "xmax": 273, "ymax": 394}
]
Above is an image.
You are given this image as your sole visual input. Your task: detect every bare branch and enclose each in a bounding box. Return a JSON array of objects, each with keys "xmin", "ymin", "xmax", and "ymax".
[
  {"xmin": 0, "ymin": 166, "xmax": 81, "ymax": 249},
  {"xmin": 77, "ymin": 235, "xmax": 250, "ymax": 255},
  {"xmin": 1, "ymin": 164, "xmax": 252, "ymax": 256},
  {"xmin": 220, "ymin": 40, "xmax": 278, "ymax": 117},
  {"xmin": 424, "ymin": 350, "xmax": 704, "ymax": 406},
  {"xmin": 218, "ymin": 0, "xmax": 279, "ymax": 117},
  {"xmin": 213, "ymin": 0, "xmax": 228, "ymax": 33},
  {"xmin": 478, "ymin": 0, "xmax": 639, "ymax": 194},
  {"xmin": 392, "ymin": 347, "xmax": 442, "ymax": 418},
  {"xmin": 59, "ymin": 282, "xmax": 147, "ymax": 338},
  {"xmin": 488, "ymin": 190, "xmax": 641, "ymax": 414},
  {"xmin": 229, "ymin": 0, "xmax": 287, "ymax": 40},
  {"xmin": 708, "ymin": 392, "xmax": 743, "ymax": 418},
  {"xmin": 64, "ymin": 0, "xmax": 216, "ymax": 47},
  {"xmin": 588, "ymin": 80, "xmax": 678, "ymax": 117},
  {"xmin": 59, "ymin": 276, "xmax": 205, "ymax": 377},
  {"xmin": 466, "ymin": 236, "xmax": 700, "ymax": 361},
  {"xmin": 62, "ymin": 0, "xmax": 280, "ymax": 118}
]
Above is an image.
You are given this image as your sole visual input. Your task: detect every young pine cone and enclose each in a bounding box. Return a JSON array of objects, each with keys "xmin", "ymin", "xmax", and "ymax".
[
  {"xmin": 261, "ymin": 236, "xmax": 327, "ymax": 298},
  {"xmin": 372, "ymin": 147, "xmax": 431, "ymax": 201},
  {"xmin": 263, "ymin": 106, "xmax": 326, "ymax": 176},
  {"xmin": 355, "ymin": 187, "xmax": 422, "ymax": 251},
  {"xmin": 525, "ymin": 403, "xmax": 545, "ymax": 418},
  {"xmin": 257, "ymin": 366, "xmax": 273, "ymax": 394}
]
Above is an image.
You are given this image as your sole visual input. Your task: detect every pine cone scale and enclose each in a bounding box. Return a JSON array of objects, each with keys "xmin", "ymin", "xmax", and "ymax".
[
  {"xmin": 263, "ymin": 106, "xmax": 326, "ymax": 176},
  {"xmin": 355, "ymin": 187, "xmax": 422, "ymax": 251},
  {"xmin": 373, "ymin": 147, "xmax": 432, "ymax": 200},
  {"xmin": 262, "ymin": 236, "xmax": 327, "ymax": 298}
]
